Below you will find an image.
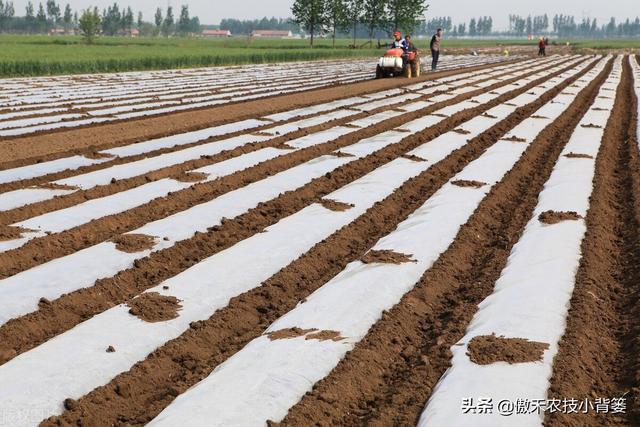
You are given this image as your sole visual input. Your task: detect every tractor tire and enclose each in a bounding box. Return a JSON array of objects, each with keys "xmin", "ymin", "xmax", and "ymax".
[{"xmin": 376, "ymin": 65, "xmax": 383, "ymax": 79}]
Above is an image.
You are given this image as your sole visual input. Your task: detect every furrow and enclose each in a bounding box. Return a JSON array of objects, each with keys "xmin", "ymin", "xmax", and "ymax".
[
  {"xmin": 545, "ymin": 55, "xmax": 640, "ymax": 426},
  {"xmin": 274, "ymin": 57, "xmax": 614, "ymax": 427},
  {"xmin": 32, "ymin": 58, "xmax": 604, "ymax": 427},
  {"xmin": 0, "ymin": 57, "xmax": 594, "ymax": 369}
]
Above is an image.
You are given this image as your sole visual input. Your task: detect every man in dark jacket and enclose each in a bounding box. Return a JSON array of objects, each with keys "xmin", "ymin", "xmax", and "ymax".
[{"xmin": 430, "ymin": 28, "xmax": 442, "ymax": 71}]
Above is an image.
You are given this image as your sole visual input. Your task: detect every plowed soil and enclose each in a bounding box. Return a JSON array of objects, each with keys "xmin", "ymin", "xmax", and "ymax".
[{"xmin": 2, "ymin": 55, "xmax": 638, "ymax": 427}]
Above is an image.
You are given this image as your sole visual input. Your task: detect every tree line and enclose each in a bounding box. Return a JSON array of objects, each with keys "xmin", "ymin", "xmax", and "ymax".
[
  {"xmin": 291, "ymin": 0, "xmax": 429, "ymax": 47},
  {"xmin": 0, "ymin": 0, "xmax": 201, "ymax": 37},
  {"xmin": 392, "ymin": 13, "xmax": 640, "ymax": 38},
  {"xmin": 436, "ymin": 14, "xmax": 640, "ymax": 38},
  {"xmin": 218, "ymin": 17, "xmax": 297, "ymax": 36}
]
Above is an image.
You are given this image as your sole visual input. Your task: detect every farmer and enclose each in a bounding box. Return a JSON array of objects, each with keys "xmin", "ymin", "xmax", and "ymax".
[
  {"xmin": 430, "ymin": 28, "xmax": 442, "ymax": 71},
  {"xmin": 405, "ymin": 34, "xmax": 418, "ymax": 54},
  {"xmin": 538, "ymin": 37, "xmax": 546, "ymax": 56},
  {"xmin": 391, "ymin": 31, "xmax": 407, "ymax": 51},
  {"xmin": 405, "ymin": 34, "xmax": 420, "ymax": 77}
]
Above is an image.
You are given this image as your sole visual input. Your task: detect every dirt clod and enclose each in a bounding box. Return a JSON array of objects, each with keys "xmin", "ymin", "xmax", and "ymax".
[
  {"xmin": 111, "ymin": 234, "xmax": 155, "ymax": 253},
  {"xmin": 564, "ymin": 152, "xmax": 594, "ymax": 159},
  {"xmin": 266, "ymin": 328, "xmax": 345, "ymax": 342},
  {"xmin": 127, "ymin": 292, "xmax": 182, "ymax": 323},
  {"xmin": 453, "ymin": 128, "xmax": 471, "ymax": 134},
  {"xmin": 306, "ymin": 330, "xmax": 345, "ymax": 342},
  {"xmin": 361, "ymin": 250, "xmax": 416, "ymax": 265},
  {"xmin": 502, "ymin": 135, "xmax": 527, "ymax": 142},
  {"xmin": 538, "ymin": 210, "xmax": 583, "ymax": 224},
  {"xmin": 170, "ymin": 171, "xmax": 209, "ymax": 183},
  {"xmin": 452, "ymin": 179, "xmax": 487, "ymax": 188},
  {"xmin": 266, "ymin": 328, "xmax": 317, "ymax": 341},
  {"xmin": 63, "ymin": 399, "xmax": 79, "ymax": 411},
  {"xmin": 467, "ymin": 334, "xmax": 549, "ymax": 365},
  {"xmin": 401, "ymin": 154, "xmax": 426, "ymax": 162},
  {"xmin": 83, "ymin": 151, "xmax": 115, "ymax": 160},
  {"xmin": 34, "ymin": 182, "xmax": 79, "ymax": 191},
  {"xmin": 319, "ymin": 199, "xmax": 354, "ymax": 212},
  {"xmin": 0, "ymin": 225, "xmax": 27, "ymax": 241}
]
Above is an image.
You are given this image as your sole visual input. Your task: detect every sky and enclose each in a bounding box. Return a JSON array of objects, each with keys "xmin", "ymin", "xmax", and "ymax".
[{"xmin": 8, "ymin": 0, "xmax": 638, "ymax": 28}]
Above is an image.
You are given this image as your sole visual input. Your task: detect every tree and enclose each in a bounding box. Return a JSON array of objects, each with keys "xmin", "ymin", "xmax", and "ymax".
[
  {"xmin": 25, "ymin": 1, "xmax": 35, "ymax": 32},
  {"xmin": 154, "ymin": 7, "xmax": 162, "ymax": 29},
  {"xmin": 79, "ymin": 7, "xmax": 100, "ymax": 43},
  {"xmin": 36, "ymin": 2, "xmax": 47, "ymax": 32},
  {"xmin": 120, "ymin": 6, "xmax": 133, "ymax": 31},
  {"xmin": 344, "ymin": 0, "xmax": 364, "ymax": 45},
  {"xmin": 162, "ymin": 5, "xmax": 173, "ymax": 36},
  {"xmin": 385, "ymin": 0, "xmax": 428, "ymax": 34},
  {"xmin": 101, "ymin": 2, "xmax": 121, "ymax": 35},
  {"xmin": 362, "ymin": 0, "xmax": 385, "ymax": 42},
  {"xmin": 605, "ymin": 17, "xmax": 616, "ymax": 37},
  {"xmin": 0, "ymin": 0, "xmax": 16, "ymax": 31},
  {"xmin": 325, "ymin": 0, "xmax": 348, "ymax": 47},
  {"xmin": 291, "ymin": 0, "xmax": 327, "ymax": 47},
  {"xmin": 46, "ymin": 0, "xmax": 59, "ymax": 26},
  {"xmin": 189, "ymin": 16, "xmax": 200, "ymax": 34},
  {"xmin": 469, "ymin": 17, "xmax": 476, "ymax": 35},
  {"xmin": 62, "ymin": 3, "xmax": 71, "ymax": 30},
  {"xmin": 178, "ymin": 4, "xmax": 190, "ymax": 35},
  {"xmin": 137, "ymin": 11, "xmax": 142, "ymax": 29}
]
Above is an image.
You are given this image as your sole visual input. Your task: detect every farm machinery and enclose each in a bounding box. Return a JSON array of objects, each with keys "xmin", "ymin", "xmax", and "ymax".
[{"xmin": 376, "ymin": 47, "xmax": 421, "ymax": 79}]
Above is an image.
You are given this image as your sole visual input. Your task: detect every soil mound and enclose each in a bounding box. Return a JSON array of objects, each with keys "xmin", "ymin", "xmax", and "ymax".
[
  {"xmin": 127, "ymin": 292, "xmax": 182, "ymax": 323},
  {"xmin": 452, "ymin": 180, "xmax": 487, "ymax": 188},
  {"xmin": 538, "ymin": 210, "xmax": 582, "ymax": 224},
  {"xmin": 361, "ymin": 250, "xmax": 416, "ymax": 265},
  {"xmin": 319, "ymin": 199, "xmax": 354, "ymax": 212},
  {"xmin": 111, "ymin": 233, "xmax": 155, "ymax": 253},
  {"xmin": 467, "ymin": 334, "xmax": 549, "ymax": 365}
]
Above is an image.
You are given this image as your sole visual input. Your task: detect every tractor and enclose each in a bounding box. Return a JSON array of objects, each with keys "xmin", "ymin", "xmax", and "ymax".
[{"xmin": 375, "ymin": 48, "xmax": 421, "ymax": 79}]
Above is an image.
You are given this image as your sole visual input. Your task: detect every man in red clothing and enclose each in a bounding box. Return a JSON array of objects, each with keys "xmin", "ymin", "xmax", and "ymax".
[{"xmin": 538, "ymin": 37, "xmax": 546, "ymax": 56}]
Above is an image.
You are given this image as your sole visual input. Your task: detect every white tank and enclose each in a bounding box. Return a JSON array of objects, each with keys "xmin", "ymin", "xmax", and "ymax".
[{"xmin": 379, "ymin": 56, "xmax": 403, "ymax": 69}]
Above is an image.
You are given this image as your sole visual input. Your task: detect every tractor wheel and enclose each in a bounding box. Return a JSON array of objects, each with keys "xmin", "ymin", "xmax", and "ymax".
[{"xmin": 376, "ymin": 65, "xmax": 383, "ymax": 79}]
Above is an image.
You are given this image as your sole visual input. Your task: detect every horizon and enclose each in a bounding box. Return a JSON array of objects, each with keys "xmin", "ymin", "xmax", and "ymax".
[{"xmin": 6, "ymin": 0, "xmax": 638, "ymax": 29}]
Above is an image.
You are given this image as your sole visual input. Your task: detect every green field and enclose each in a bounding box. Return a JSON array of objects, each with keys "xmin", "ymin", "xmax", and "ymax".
[
  {"xmin": 0, "ymin": 35, "xmax": 380, "ymax": 76},
  {"xmin": 0, "ymin": 34, "xmax": 638, "ymax": 77}
]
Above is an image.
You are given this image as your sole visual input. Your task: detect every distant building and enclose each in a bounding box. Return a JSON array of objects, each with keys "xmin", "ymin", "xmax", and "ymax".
[
  {"xmin": 117, "ymin": 28, "xmax": 140, "ymax": 37},
  {"xmin": 49, "ymin": 28, "xmax": 71, "ymax": 36},
  {"xmin": 250, "ymin": 30, "xmax": 293, "ymax": 39},
  {"xmin": 203, "ymin": 29, "xmax": 232, "ymax": 38}
]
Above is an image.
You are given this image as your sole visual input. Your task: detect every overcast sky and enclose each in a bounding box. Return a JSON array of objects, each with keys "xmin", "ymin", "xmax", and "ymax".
[{"xmin": 9, "ymin": 0, "xmax": 638, "ymax": 28}]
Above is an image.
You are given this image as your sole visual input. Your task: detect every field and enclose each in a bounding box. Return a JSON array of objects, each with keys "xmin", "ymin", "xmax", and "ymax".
[
  {"xmin": 1, "ymin": 34, "xmax": 639, "ymax": 76},
  {"xmin": 0, "ymin": 52, "xmax": 639, "ymax": 426}
]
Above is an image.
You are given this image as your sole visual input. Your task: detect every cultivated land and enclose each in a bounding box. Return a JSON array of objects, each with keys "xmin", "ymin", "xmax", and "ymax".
[
  {"xmin": 0, "ymin": 52, "xmax": 639, "ymax": 426},
  {"xmin": 0, "ymin": 34, "xmax": 639, "ymax": 76}
]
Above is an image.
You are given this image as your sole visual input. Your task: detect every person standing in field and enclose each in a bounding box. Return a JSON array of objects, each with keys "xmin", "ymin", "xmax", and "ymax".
[
  {"xmin": 538, "ymin": 37, "xmax": 546, "ymax": 56},
  {"xmin": 430, "ymin": 28, "xmax": 442, "ymax": 71},
  {"xmin": 405, "ymin": 34, "xmax": 420, "ymax": 77}
]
